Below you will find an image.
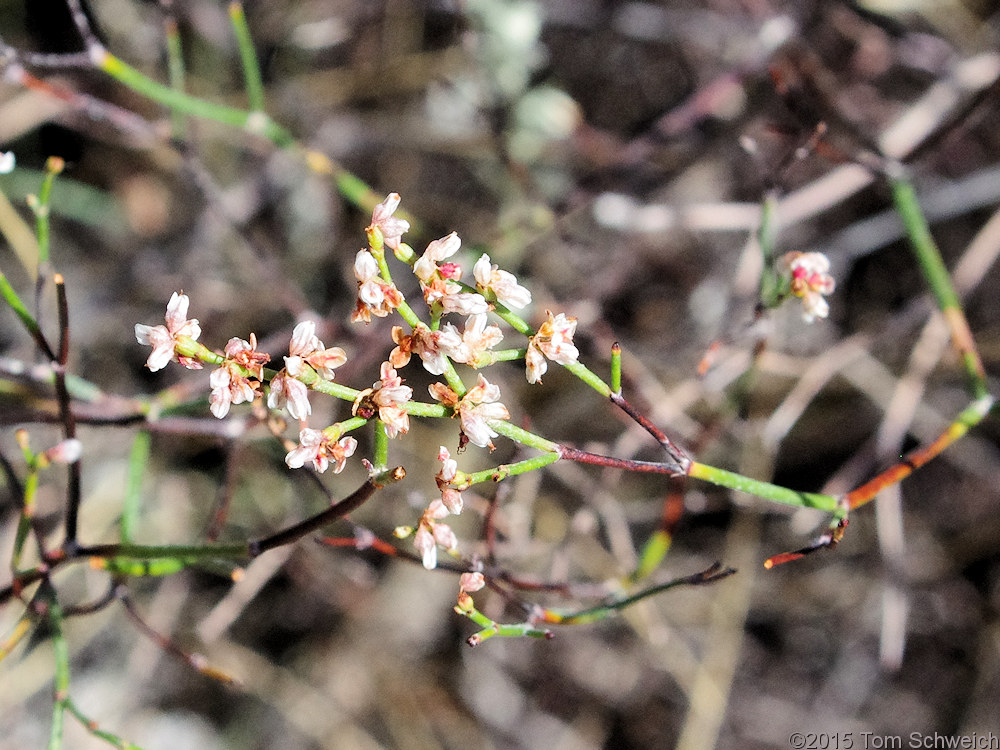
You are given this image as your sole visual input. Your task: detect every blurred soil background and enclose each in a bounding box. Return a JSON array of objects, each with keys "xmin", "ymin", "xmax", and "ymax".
[{"xmin": 1, "ymin": 0, "xmax": 1000, "ymax": 748}]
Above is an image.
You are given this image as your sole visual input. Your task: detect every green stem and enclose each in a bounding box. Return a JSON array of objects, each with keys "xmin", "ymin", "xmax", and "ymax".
[
  {"xmin": 610, "ymin": 342, "xmax": 622, "ymax": 394},
  {"xmin": 474, "ymin": 348, "xmax": 526, "ymax": 367},
  {"xmin": 461, "ymin": 451, "xmax": 560, "ymax": 487},
  {"xmin": 404, "ymin": 400, "xmax": 451, "ymax": 418},
  {"xmin": 66, "ymin": 699, "xmax": 144, "ymax": 750},
  {"xmin": 687, "ymin": 461, "xmax": 839, "ymax": 512},
  {"xmin": 489, "ymin": 421, "xmax": 560, "ymax": 453},
  {"xmin": 79, "ymin": 542, "xmax": 249, "ymax": 560},
  {"xmin": 490, "ymin": 304, "xmax": 533, "ymax": 337},
  {"xmin": 0, "ymin": 271, "xmax": 55, "ymax": 360},
  {"xmin": 372, "ymin": 420, "xmax": 389, "ymax": 471},
  {"xmin": 564, "ymin": 361, "xmax": 613, "ymax": 397},
  {"xmin": 163, "ymin": 16, "xmax": 187, "ymax": 139},
  {"xmin": 228, "ymin": 1, "xmax": 266, "ymax": 112},
  {"xmin": 440, "ymin": 359, "xmax": 467, "ymax": 397},
  {"xmin": 45, "ymin": 588, "xmax": 70, "ymax": 750},
  {"xmin": 12, "ymin": 469, "xmax": 39, "ymax": 572},
  {"xmin": 890, "ymin": 175, "xmax": 989, "ymax": 399},
  {"xmin": 631, "ymin": 529, "xmax": 671, "ymax": 583},
  {"xmin": 454, "ymin": 598, "xmax": 552, "ymax": 645},
  {"xmin": 891, "ymin": 177, "xmax": 960, "ymax": 311},
  {"xmin": 486, "ymin": 298, "xmax": 610, "ymax": 394},
  {"xmin": 94, "ymin": 50, "xmax": 294, "ymax": 146},
  {"xmin": 393, "ymin": 299, "xmax": 422, "ymax": 329},
  {"xmin": 542, "ymin": 563, "xmax": 736, "ymax": 625},
  {"xmin": 328, "ymin": 416, "xmax": 369, "ymax": 437},
  {"xmin": 306, "ymin": 375, "xmax": 362, "ymax": 402},
  {"xmin": 121, "ymin": 431, "xmax": 151, "ymax": 544},
  {"xmin": 373, "ymin": 247, "xmax": 421, "ymax": 329},
  {"xmin": 758, "ymin": 190, "xmax": 778, "ymax": 262},
  {"xmin": 757, "ymin": 191, "xmax": 784, "ymax": 308},
  {"xmin": 33, "ymin": 157, "xmax": 63, "ymax": 266}
]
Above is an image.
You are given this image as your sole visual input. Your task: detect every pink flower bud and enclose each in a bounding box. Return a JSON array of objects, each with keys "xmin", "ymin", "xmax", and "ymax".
[{"xmin": 44, "ymin": 438, "xmax": 82, "ymax": 464}]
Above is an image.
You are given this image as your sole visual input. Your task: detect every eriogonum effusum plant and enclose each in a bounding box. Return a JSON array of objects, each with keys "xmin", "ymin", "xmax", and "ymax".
[
  {"xmin": 128, "ymin": 188, "xmax": 992, "ymax": 646},
  {"xmin": 5, "ymin": 8, "xmax": 997, "ymax": 749}
]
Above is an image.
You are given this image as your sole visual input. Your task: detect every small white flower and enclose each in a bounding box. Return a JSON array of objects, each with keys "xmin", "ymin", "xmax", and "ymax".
[
  {"xmin": 371, "ymin": 361, "xmax": 412, "ymax": 438},
  {"xmin": 0, "ymin": 152, "xmax": 15, "ymax": 174},
  {"xmin": 285, "ymin": 320, "xmax": 347, "ymax": 380},
  {"xmin": 135, "ymin": 292, "xmax": 202, "ymax": 372},
  {"xmin": 473, "ymin": 253, "xmax": 531, "ymax": 309},
  {"xmin": 368, "ymin": 193, "xmax": 410, "ymax": 251},
  {"xmin": 208, "ymin": 335, "xmax": 267, "ymax": 419},
  {"xmin": 440, "ymin": 290, "xmax": 489, "ymax": 316},
  {"xmin": 284, "ymin": 429, "xmax": 357, "ymax": 473},
  {"xmin": 268, "ymin": 371, "xmax": 311, "ymax": 419},
  {"xmin": 525, "ymin": 311, "xmax": 578, "ymax": 384},
  {"xmin": 413, "ymin": 232, "xmax": 488, "ymax": 315},
  {"xmin": 436, "ymin": 446, "xmax": 464, "ymax": 514},
  {"xmin": 414, "ymin": 525, "xmax": 438, "ymax": 570},
  {"xmin": 412, "ymin": 498, "xmax": 459, "ymax": 570},
  {"xmin": 352, "ymin": 250, "xmax": 403, "ymax": 322},
  {"xmin": 430, "ymin": 374, "xmax": 511, "ymax": 450},
  {"xmin": 458, "ymin": 313, "xmax": 504, "ymax": 367}
]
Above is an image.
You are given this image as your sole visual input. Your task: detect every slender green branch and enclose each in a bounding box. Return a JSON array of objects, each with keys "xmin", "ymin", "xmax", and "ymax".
[
  {"xmin": 45, "ymin": 586, "xmax": 70, "ymax": 750},
  {"xmin": 162, "ymin": 15, "xmax": 187, "ymax": 139},
  {"xmin": 0, "ymin": 271, "xmax": 55, "ymax": 360},
  {"xmin": 94, "ymin": 50, "xmax": 294, "ymax": 146},
  {"xmin": 562, "ymin": 361, "xmax": 613, "ymax": 397},
  {"xmin": 330, "ymin": 416, "xmax": 369, "ymax": 437},
  {"xmin": 757, "ymin": 191, "xmax": 784, "ymax": 308},
  {"xmin": 461, "ymin": 451, "xmax": 560, "ymax": 487},
  {"xmin": 404, "ymin": 400, "xmax": 451, "ymax": 418},
  {"xmin": 489, "ymin": 303, "xmax": 533, "ymax": 337},
  {"xmin": 228, "ymin": 1, "xmax": 266, "ymax": 112},
  {"xmin": 631, "ymin": 529, "xmax": 672, "ymax": 583},
  {"xmin": 66, "ymin": 699, "xmax": 145, "ymax": 750},
  {"xmin": 687, "ymin": 461, "xmax": 840, "ymax": 512},
  {"xmin": 372, "ymin": 420, "xmax": 389, "ymax": 471},
  {"xmin": 0, "ymin": 608, "xmax": 37, "ymax": 662},
  {"xmin": 890, "ymin": 174, "xmax": 988, "ymax": 398},
  {"xmin": 9, "ymin": 430, "xmax": 41, "ymax": 571},
  {"xmin": 489, "ymin": 421, "xmax": 559, "ymax": 453},
  {"xmin": 455, "ymin": 594, "xmax": 552, "ymax": 645},
  {"xmin": 539, "ymin": 562, "xmax": 736, "ymax": 625},
  {"xmin": 473, "ymin": 347, "xmax": 526, "ymax": 367},
  {"xmin": 31, "ymin": 156, "xmax": 64, "ymax": 267},
  {"xmin": 79, "ymin": 542, "xmax": 249, "ymax": 561},
  {"xmin": 0, "ymin": 186, "xmax": 41, "ymax": 280},
  {"xmin": 121, "ymin": 431, "xmax": 151, "ymax": 544},
  {"xmin": 610, "ymin": 342, "xmax": 622, "ymax": 394}
]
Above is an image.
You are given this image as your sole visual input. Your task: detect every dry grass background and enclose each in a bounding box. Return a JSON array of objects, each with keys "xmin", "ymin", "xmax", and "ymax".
[{"xmin": 1, "ymin": 1, "xmax": 1000, "ymax": 748}]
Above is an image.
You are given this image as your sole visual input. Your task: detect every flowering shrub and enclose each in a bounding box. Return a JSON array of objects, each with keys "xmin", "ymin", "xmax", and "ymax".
[{"xmin": 0, "ymin": 3, "xmax": 996, "ymax": 749}]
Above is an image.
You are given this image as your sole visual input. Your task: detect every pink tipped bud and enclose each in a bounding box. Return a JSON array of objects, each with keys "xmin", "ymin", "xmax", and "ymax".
[{"xmin": 45, "ymin": 438, "xmax": 82, "ymax": 464}]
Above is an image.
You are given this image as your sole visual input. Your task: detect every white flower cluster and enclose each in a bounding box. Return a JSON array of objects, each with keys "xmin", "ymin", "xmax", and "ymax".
[{"xmin": 134, "ymin": 193, "xmax": 586, "ymax": 576}]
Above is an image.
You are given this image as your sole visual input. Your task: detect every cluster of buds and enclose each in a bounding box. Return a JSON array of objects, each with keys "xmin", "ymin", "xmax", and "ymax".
[
  {"xmin": 209, "ymin": 334, "xmax": 269, "ymax": 418},
  {"xmin": 392, "ymin": 445, "xmax": 469, "ymax": 570},
  {"xmin": 780, "ymin": 251, "xmax": 836, "ymax": 322}
]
